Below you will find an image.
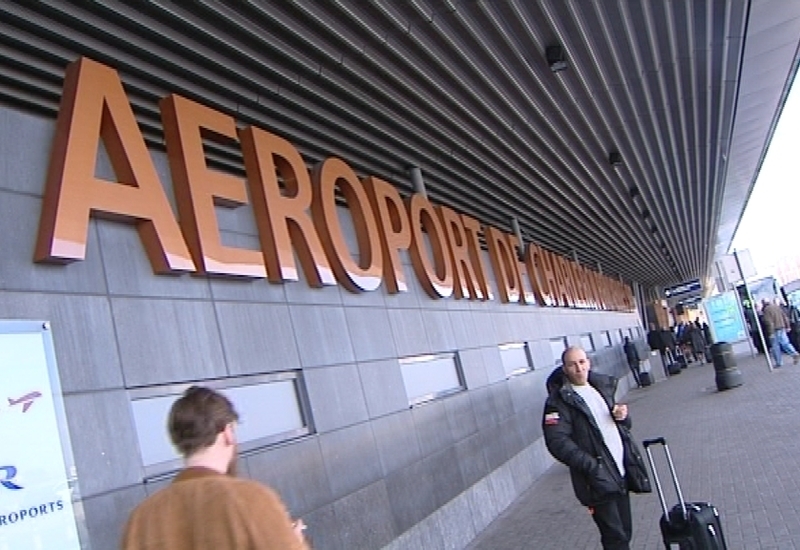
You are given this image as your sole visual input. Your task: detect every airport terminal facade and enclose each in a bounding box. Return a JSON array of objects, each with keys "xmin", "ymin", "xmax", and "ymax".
[{"xmin": 2, "ymin": 1, "xmax": 797, "ymax": 548}]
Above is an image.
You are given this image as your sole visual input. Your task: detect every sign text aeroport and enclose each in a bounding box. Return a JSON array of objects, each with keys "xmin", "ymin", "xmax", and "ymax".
[{"xmin": 35, "ymin": 57, "xmax": 633, "ymax": 312}]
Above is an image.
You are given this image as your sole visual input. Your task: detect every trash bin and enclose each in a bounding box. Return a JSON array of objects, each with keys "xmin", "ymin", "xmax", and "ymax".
[{"xmin": 710, "ymin": 342, "xmax": 743, "ymax": 391}]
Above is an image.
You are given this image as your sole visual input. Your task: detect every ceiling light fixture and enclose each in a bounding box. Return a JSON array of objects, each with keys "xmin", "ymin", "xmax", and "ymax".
[{"xmin": 546, "ymin": 45, "xmax": 568, "ymax": 73}]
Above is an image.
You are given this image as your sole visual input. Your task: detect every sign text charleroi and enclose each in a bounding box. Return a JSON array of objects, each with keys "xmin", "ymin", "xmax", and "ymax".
[{"xmin": 35, "ymin": 57, "xmax": 633, "ymax": 311}]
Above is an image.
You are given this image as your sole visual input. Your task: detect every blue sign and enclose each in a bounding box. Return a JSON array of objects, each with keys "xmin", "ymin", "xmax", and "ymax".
[
  {"xmin": 705, "ymin": 292, "xmax": 747, "ymax": 343},
  {"xmin": 665, "ymin": 278, "xmax": 702, "ymax": 298}
]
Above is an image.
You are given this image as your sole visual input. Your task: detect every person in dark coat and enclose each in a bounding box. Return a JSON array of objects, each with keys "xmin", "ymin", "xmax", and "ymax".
[
  {"xmin": 542, "ymin": 347, "xmax": 651, "ymax": 550},
  {"xmin": 702, "ymin": 322, "xmax": 713, "ymax": 346},
  {"xmin": 622, "ymin": 337, "xmax": 642, "ymax": 388},
  {"xmin": 646, "ymin": 324, "xmax": 663, "ymax": 353},
  {"xmin": 660, "ymin": 328, "xmax": 678, "ymax": 375},
  {"xmin": 686, "ymin": 324, "xmax": 707, "ymax": 363},
  {"xmin": 647, "ymin": 324, "xmax": 671, "ymax": 377}
]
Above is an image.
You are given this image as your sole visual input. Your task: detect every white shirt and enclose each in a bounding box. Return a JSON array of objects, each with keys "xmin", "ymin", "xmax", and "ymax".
[{"xmin": 573, "ymin": 384, "xmax": 625, "ymax": 478}]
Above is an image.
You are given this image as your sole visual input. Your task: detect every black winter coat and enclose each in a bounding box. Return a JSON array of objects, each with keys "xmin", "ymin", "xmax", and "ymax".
[
  {"xmin": 542, "ymin": 371, "xmax": 650, "ymax": 506},
  {"xmin": 623, "ymin": 341, "xmax": 640, "ymax": 365},
  {"xmin": 647, "ymin": 329, "xmax": 663, "ymax": 352}
]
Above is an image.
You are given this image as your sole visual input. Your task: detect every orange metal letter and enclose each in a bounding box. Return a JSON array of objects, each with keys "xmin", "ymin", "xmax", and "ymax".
[
  {"xmin": 523, "ymin": 244, "xmax": 554, "ymax": 306},
  {"xmin": 486, "ymin": 226, "xmax": 520, "ymax": 304},
  {"xmin": 461, "ymin": 216, "xmax": 494, "ymax": 301},
  {"xmin": 597, "ymin": 274, "xmax": 612, "ymax": 310},
  {"xmin": 437, "ymin": 206, "xmax": 484, "ymax": 300},
  {"xmin": 576, "ymin": 265, "xmax": 597, "ymax": 309},
  {"xmin": 553, "ymin": 255, "xmax": 577, "ymax": 308},
  {"xmin": 310, "ymin": 158, "xmax": 383, "ymax": 292},
  {"xmin": 406, "ymin": 194, "xmax": 453, "ymax": 299},
  {"xmin": 591, "ymin": 271, "xmax": 608, "ymax": 309},
  {"xmin": 540, "ymin": 250, "xmax": 564, "ymax": 306},
  {"xmin": 564, "ymin": 259, "xmax": 585, "ymax": 308},
  {"xmin": 544, "ymin": 252, "xmax": 569, "ymax": 307},
  {"xmin": 239, "ymin": 126, "xmax": 336, "ymax": 286},
  {"xmin": 363, "ymin": 176, "xmax": 411, "ymax": 294},
  {"xmin": 161, "ymin": 95, "xmax": 266, "ymax": 278},
  {"xmin": 35, "ymin": 57, "xmax": 194, "ymax": 273}
]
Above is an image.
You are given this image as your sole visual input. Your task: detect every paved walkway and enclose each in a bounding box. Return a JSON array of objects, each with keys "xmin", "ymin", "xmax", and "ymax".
[{"xmin": 466, "ymin": 351, "xmax": 800, "ymax": 549}]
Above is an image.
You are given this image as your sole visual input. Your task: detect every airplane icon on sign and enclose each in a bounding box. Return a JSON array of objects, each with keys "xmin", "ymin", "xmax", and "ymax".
[{"xmin": 8, "ymin": 391, "xmax": 42, "ymax": 413}]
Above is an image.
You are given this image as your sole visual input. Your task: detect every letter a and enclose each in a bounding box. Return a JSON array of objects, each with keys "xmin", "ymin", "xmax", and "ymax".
[{"xmin": 35, "ymin": 57, "xmax": 194, "ymax": 273}]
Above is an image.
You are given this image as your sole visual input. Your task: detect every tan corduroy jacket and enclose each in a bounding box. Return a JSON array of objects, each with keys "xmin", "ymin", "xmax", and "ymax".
[{"xmin": 121, "ymin": 467, "xmax": 309, "ymax": 550}]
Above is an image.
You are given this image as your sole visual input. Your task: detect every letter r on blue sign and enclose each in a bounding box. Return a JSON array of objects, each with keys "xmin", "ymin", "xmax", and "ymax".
[{"xmin": 0, "ymin": 466, "xmax": 23, "ymax": 490}]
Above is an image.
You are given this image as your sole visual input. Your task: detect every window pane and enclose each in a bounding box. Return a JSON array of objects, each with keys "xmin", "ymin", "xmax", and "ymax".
[
  {"xmin": 580, "ymin": 333, "xmax": 595, "ymax": 351},
  {"xmin": 400, "ymin": 353, "xmax": 464, "ymax": 405},
  {"xmin": 499, "ymin": 342, "xmax": 532, "ymax": 376},
  {"xmin": 550, "ymin": 337, "xmax": 567, "ymax": 365},
  {"xmin": 130, "ymin": 374, "xmax": 307, "ymax": 472}
]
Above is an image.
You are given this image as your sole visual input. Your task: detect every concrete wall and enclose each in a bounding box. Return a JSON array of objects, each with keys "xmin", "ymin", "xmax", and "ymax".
[{"xmin": 0, "ymin": 105, "xmax": 645, "ymax": 549}]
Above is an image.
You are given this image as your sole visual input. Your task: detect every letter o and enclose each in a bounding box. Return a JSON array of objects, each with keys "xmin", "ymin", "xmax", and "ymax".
[
  {"xmin": 311, "ymin": 158, "xmax": 383, "ymax": 292},
  {"xmin": 406, "ymin": 194, "xmax": 453, "ymax": 298}
]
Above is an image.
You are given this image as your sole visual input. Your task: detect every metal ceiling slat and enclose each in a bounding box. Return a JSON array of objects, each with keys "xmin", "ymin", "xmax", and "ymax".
[
  {"xmin": 660, "ymin": 0, "xmax": 700, "ymax": 276},
  {"xmin": 432, "ymin": 3, "xmax": 664, "ymax": 272},
  {"xmin": 445, "ymin": 6, "xmax": 634, "ymax": 244},
  {"xmin": 651, "ymin": 0, "xmax": 699, "ymax": 273},
  {"xmin": 332, "ymin": 2, "xmax": 636, "ymax": 260},
  {"xmin": 0, "ymin": 0, "xmax": 790, "ymax": 286},
  {"xmin": 706, "ymin": 0, "xmax": 750, "ymax": 273},
  {"xmin": 290, "ymin": 3, "xmax": 616, "ymax": 256},
  {"xmin": 642, "ymin": 0, "xmax": 697, "ymax": 278},
  {"xmin": 570, "ymin": 0, "xmax": 681, "ymax": 280},
  {"xmin": 476, "ymin": 0, "xmax": 664, "ymax": 276},
  {"xmin": 614, "ymin": 0, "xmax": 690, "ymax": 280},
  {"xmin": 580, "ymin": 1, "xmax": 684, "ymax": 280},
  {"xmin": 544, "ymin": 1, "xmax": 668, "ymax": 275}
]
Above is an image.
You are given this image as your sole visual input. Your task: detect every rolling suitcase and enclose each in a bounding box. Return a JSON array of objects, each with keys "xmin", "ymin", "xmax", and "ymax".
[
  {"xmin": 643, "ymin": 437, "xmax": 726, "ymax": 549},
  {"xmin": 639, "ymin": 371, "xmax": 652, "ymax": 387}
]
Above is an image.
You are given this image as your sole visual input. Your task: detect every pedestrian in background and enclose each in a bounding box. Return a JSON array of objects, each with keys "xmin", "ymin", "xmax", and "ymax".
[
  {"xmin": 761, "ymin": 298, "xmax": 800, "ymax": 368},
  {"xmin": 623, "ymin": 336, "xmax": 642, "ymax": 388},
  {"xmin": 647, "ymin": 324, "xmax": 671, "ymax": 377},
  {"xmin": 122, "ymin": 386, "xmax": 309, "ymax": 550}
]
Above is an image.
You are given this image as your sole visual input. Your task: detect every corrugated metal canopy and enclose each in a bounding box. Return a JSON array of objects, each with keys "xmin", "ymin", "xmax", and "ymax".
[{"xmin": 1, "ymin": 0, "xmax": 798, "ymax": 288}]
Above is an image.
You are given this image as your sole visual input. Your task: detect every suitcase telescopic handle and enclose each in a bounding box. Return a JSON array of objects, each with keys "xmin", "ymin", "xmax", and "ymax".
[{"xmin": 642, "ymin": 437, "xmax": 688, "ymax": 521}]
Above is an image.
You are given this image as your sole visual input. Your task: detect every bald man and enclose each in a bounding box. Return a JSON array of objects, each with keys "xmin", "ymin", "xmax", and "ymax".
[{"xmin": 542, "ymin": 346, "xmax": 650, "ymax": 550}]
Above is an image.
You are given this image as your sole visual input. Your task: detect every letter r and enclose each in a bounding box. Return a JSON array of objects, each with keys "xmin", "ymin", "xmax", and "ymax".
[{"xmin": 0, "ymin": 466, "xmax": 23, "ymax": 490}]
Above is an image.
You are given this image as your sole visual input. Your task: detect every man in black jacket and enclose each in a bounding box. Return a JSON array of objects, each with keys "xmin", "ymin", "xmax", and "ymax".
[{"xmin": 542, "ymin": 346, "xmax": 650, "ymax": 550}]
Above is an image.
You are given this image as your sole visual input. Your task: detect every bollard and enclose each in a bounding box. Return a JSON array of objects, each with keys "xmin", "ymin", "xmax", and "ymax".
[{"xmin": 710, "ymin": 342, "xmax": 743, "ymax": 391}]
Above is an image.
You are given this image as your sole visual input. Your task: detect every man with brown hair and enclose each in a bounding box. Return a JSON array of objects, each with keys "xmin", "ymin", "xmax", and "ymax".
[{"xmin": 122, "ymin": 386, "xmax": 309, "ymax": 549}]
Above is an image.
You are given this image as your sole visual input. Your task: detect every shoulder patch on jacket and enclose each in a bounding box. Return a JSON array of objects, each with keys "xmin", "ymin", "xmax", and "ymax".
[{"xmin": 544, "ymin": 412, "xmax": 560, "ymax": 425}]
